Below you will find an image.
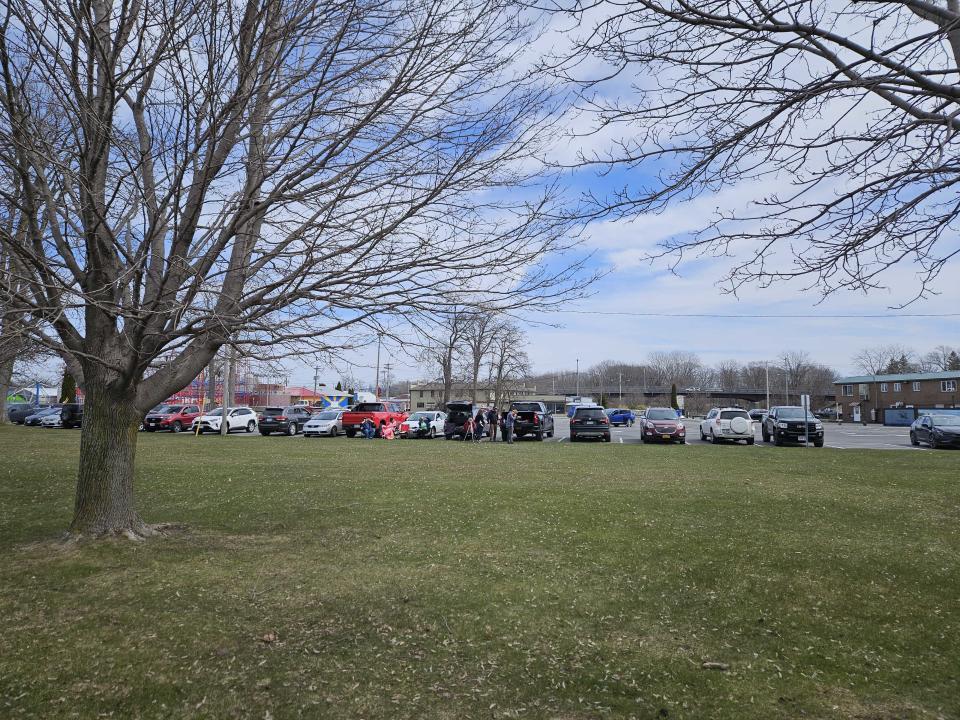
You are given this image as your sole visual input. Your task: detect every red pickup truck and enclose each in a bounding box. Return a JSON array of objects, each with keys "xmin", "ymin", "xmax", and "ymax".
[{"xmin": 342, "ymin": 402, "xmax": 407, "ymax": 437}]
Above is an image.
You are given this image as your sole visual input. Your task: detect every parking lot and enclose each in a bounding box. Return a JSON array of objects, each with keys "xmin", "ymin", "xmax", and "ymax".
[{"xmin": 163, "ymin": 416, "xmax": 932, "ymax": 450}]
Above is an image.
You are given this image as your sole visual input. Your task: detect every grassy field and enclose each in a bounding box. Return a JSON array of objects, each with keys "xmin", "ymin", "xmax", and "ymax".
[{"xmin": 1, "ymin": 426, "xmax": 958, "ymax": 720}]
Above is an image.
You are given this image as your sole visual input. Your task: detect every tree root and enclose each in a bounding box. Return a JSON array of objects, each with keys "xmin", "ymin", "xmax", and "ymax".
[{"xmin": 60, "ymin": 522, "xmax": 189, "ymax": 544}]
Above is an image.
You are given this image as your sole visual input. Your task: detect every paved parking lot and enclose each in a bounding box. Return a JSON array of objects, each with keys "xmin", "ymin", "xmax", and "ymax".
[{"xmin": 169, "ymin": 417, "xmax": 933, "ymax": 450}]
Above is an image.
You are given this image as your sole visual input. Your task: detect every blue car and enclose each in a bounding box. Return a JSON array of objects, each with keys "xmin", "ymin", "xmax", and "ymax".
[{"xmin": 604, "ymin": 408, "xmax": 636, "ymax": 426}]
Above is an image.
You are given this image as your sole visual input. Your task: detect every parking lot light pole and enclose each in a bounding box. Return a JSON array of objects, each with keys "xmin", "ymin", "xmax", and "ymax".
[
  {"xmin": 765, "ymin": 362, "xmax": 770, "ymax": 410},
  {"xmin": 575, "ymin": 358, "xmax": 580, "ymax": 396}
]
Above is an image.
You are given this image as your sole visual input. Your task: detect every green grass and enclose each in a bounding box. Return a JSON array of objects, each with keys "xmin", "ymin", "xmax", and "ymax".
[{"xmin": 1, "ymin": 426, "xmax": 958, "ymax": 719}]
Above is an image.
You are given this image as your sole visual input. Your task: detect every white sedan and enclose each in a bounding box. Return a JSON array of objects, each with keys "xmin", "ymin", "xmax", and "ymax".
[
  {"xmin": 303, "ymin": 410, "xmax": 344, "ymax": 437},
  {"xmin": 192, "ymin": 407, "xmax": 258, "ymax": 434},
  {"xmin": 40, "ymin": 410, "xmax": 63, "ymax": 428},
  {"xmin": 699, "ymin": 407, "xmax": 755, "ymax": 444},
  {"xmin": 399, "ymin": 410, "xmax": 446, "ymax": 439}
]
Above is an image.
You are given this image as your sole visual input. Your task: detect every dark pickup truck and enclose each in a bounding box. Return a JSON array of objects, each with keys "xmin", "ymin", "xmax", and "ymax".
[
  {"xmin": 503, "ymin": 401, "xmax": 554, "ymax": 440},
  {"xmin": 762, "ymin": 406, "xmax": 824, "ymax": 446}
]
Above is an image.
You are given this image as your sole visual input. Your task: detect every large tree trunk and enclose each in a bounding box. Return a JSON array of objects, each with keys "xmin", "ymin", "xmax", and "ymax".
[
  {"xmin": 69, "ymin": 389, "xmax": 148, "ymax": 538},
  {"xmin": 0, "ymin": 357, "xmax": 14, "ymax": 425}
]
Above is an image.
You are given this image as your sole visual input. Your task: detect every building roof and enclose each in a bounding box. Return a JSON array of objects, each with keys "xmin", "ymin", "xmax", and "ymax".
[{"xmin": 835, "ymin": 370, "xmax": 960, "ymax": 384}]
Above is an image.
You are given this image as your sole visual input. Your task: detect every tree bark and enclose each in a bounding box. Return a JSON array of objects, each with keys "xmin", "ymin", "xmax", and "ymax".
[
  {"xmin": 69, "ymin": 388, "xmax": 147, "ymax": 537},
  {"xmin": 0, "ymin": 357, "xmax": 14, "ymax": 425}
]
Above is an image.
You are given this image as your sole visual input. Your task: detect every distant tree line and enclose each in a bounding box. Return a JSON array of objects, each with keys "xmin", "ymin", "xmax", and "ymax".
[{"xmin": 853, "ymin": 345, "xmax": 960, "ymax": 374}]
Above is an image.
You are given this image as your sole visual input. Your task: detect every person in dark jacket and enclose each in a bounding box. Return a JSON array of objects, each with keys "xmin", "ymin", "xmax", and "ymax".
[
  {"xmin": 486, "ymin": 407, "xmax": 498, "ymax": 441},
  {"xmin": 473, "ymin": 409, "xmax": 486, "ymax": 442},
  {"xmin": 503, "ymin": 408, "xmax": 517, "ymax": 443}
]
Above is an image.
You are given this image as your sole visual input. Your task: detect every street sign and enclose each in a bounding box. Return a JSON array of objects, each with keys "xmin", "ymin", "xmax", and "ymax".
[{"xmin": 800, "ymin": 394, "xmax": 810, "ymax": 410}]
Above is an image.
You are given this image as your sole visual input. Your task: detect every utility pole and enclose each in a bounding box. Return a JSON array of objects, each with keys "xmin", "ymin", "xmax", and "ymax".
[
  {"xmin": 374, "ymin": 333, "xmax": 382, "ymax": 399},
  {"xmin": 575, "ymin": 358, "xmax": 580, "ymax": 396},
  {"xmin": 383, "ymin": 362, "xmax": 393, "ymax": 400},
  {"xmin": 619, "ymin": 372, "xmax": 622, "ymax": 404},
  {"xmin": 642, "ymin": 366, "xmax": 647, "ymax": 398},
  {"xmin": 784, "ymin": 368, "xmax": 789, "ymax": 405},
  {"xmin": 313, "ymin": 366, "xmax": 320, "ymax": 396},
  {"xmin": 765, "ymin": 362, "xmax": 770, "ymax": 410}
]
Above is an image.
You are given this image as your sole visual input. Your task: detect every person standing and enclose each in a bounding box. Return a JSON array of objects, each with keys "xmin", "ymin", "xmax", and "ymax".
[
  {"xmin": 473, "ymin": 409, "xmax": 486, "ymax": 442},
  {"xmin": 504, "ymin": 408, "xmax": 517, "ymax": 444},
  {"xmin": 487, "ymin": 407, "xmax": 498, "ymax": 441}
]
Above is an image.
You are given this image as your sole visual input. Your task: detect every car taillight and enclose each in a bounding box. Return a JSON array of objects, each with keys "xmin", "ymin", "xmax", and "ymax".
[
  {"xmin": 533, "ymin": 415, "xmax": 539, "ymax": 424},
  {"xmin": 277, "ymin": 416, "xmax": 286, "ymax": 421},
  {"xmin": 257, "ymin": 414, "xmax": 263, "ymax": 421},
  {"xmin": 601, "ymin": 417, "xmax": 609, "ymax": 424}
]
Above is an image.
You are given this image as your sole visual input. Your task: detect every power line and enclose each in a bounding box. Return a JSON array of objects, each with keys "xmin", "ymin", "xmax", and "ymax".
[{"xmin": 552, "ymin": 310, "xmax": 960, "ymax": 319}]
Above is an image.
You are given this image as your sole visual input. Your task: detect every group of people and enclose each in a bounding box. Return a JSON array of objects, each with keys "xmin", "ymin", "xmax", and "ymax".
[
  {"xmin": 462, "ymin": 407, "xmax": 519, "ymax": 443},
  {"xmin": 358, "ymin": 408, "xmax": 522, "ymax": 442}
]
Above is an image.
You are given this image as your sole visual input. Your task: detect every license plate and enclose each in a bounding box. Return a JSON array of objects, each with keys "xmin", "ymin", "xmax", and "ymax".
[{"xmin": 660, "ymin": 433, "xmax": 671, "ymax": 438}]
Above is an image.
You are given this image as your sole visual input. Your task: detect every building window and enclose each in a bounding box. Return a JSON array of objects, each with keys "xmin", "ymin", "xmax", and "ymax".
[
  {"xmin": 880, "ymin": 383, "xmax": 888, "ymax": 392},
  {"xmin": 912, "ymin": 381, "xmax": 921, "ymax": 391},
  {"xmin": 841, "ymin": 384, "xmax": 853, "ymax": 396},
  {"xmin": 416, "ymin": 402, "xmax": 425, "ymax": 408},
  {"xmin": 859, "ymin": 384, "xmax": 870, "ymax": 399},
  {"xmin": 893, "ymin": 383, "xmax": 901, "ymax": 392},
  {"xmin": 941, "ymin": 380, "xmax": 957, "ymax": 392},
  {"xmin": 430, "ymin": 390, "xmax": 435, "ymax": 398}
]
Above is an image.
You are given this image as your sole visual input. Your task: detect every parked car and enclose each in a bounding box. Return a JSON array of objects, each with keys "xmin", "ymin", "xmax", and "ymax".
[
  {"xmin": 570, "ymin": 406, "xmax": 611, "ymax": 442},
  {"xmin": 342, "ymin": 402, "xmax": 407, "ymax": 438},
  {"xmin": 258, "ymin": 406, "xmax": 313, "ymax": 435},
  {"xmin": 143, "ymin": 404, "xmax": 200, "ymax": 432},
  {"xmin": 604, "ymin": 408, "xmax": 636, "ymax": 426},
  {"xmin": 506, "ymin": 401, "xmax": 554, "ymax": 440},
  {"xmin": 59, "ymin": 403, "xmax": 84, "ymax": 429},
  {"xmin": 192, "ymin": 407, "xmax": 258, "ymax": 434},
  {"xmin": 303, "ymin": 410, "xmax": 344, "ymax": 437},
  {"xmin": 443, "ymin": 401, "xmax": 475, "ymax": 439},
  {"xmin": 748, "ymin": 408, "xmax": 767, "ymax": 422},
  {"xmin": 699, "ymin": 407, "xmax": 755, "ymax": 444},
  {"xmin": 24, "ymin": 406, "xmax": 61, "ymax": 426},
  {"xmin": 8, "ymin": 403, "xmax": 46, "ymax": 424},
  {"xmin": 400, "ymin": 410, "xmax": 445, "ymax": 439},
  {"xmin": 40, "ymin": 409, "xmax": 63, "ymax": 428},
  {"xmin": 639, "ymin": 407, "xmax": 686, "ymax": 444},
  {"xmin": 761, "ymin": 406, "xmax": 824, "ymax": 446},
  {"xmin": 815, "ymin": 406, "xmax": 841, "ymax": 420},
  {"xmin": 910, "ymin": 413, "xmax": 960, "ymax": 449}
]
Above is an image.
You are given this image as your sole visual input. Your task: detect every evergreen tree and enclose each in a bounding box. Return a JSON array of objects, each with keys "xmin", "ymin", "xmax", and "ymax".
[
  {"xmin": 948, "ymin": 351, "xmax": 960, "ymax": 371},
  {"xmin": 60, "ymin": 371, "xmax": 77, "ymax": 403},
  {"xmin": 335, "ymin": 381, "xmax": 343, "ymax": 391},
  {"xmin": 670, "ymin": 383, "xmax": 679, "ymax": 410}
]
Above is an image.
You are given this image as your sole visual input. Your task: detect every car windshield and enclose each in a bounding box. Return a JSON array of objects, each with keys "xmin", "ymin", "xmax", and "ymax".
[
  {"xmin": 932, "ymin": 415, "xmax": 960, "ymax": 426},
  {"xmin": 604, "ymin": 408, "xmax": 617, "ymax": 415},
  {"xmin": 720, "ymin": 410, "xmax": 750, "ymax": 419},
  {"xmin": 645, "ymin": 408, "xmax": 677, "ymax": 420},
  {"xmin": 262, "ymin": 407, "xmax": 284, "ymax": 416},
  {"xmin": 206, "ymin": 409, "xmax": 224, "ymax": 417},
  {"xmin": 317, "ymin": 411, "xmax": 339, "ymax": 420},
  {"xmin": 776, "ymin": 408, "xmax": 808, "ymax": 419},
  {"xmin": 155, "ymin": 405, "xmax": 181, "ymax": 414},
  {"xmin": 408, "ymin": 412, "xmax": 432, "ymax": 421},
  {"xmin": 575, "ymin": 407, "xmax": 605, "ymax": 419}
]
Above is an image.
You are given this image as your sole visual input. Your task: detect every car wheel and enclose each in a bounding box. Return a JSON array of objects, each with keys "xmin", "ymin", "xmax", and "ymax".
[
  {"xmin": 445, "ymin": 434, "xmax": 452, "ymax": 440},
  {"xmin": 746, "ymin": 437, "xmax": 755, "ymax": 445},
  {"xmin": 699, "ymin": 429, "xmax": 706, "ymax": 441},
  {"xmin": 536, "ymin": 431, "xmax": 543, "ymax": 441},
  {"xmin": 813, "ymin": 440, "xmax": 824, "ymax": 447},
  {"xmin": 710, "ymin": 431, "xmax": 721, "ymax": 444},
  {"xmin": 762, "ymin": 428, "xmax": 770, "ymax": 442},
  {"xmin": 429, "ymin": 428, "xmax": 436, "ymax": 439},
  {"xmin": 679, "ymin": 438, "xmax": 686, "ymax": 444},
  {"xmin": 346, "ymin": 428, "xmax": 357, "ymax": 438},
  {"xmin": 247, "ymin": 421, "xmax": 255, "ymax": 433},
  {"xmin": 930, "ymin": 436, "xmax": 940, "ymax": 449},
  {"xmin": 287, "ymin": 423, "xmax": 297, "ymax": 436},
  {"xmin": 774, "ymin": 434, "xmax": 783, "ymax": 446},
  {"xmin": 172, "ymin": 421, "xmax": 182, "ymax": 433},
  {"xmin": 569, "ymin": 434, "xmax": 576, "ymax": 442},
  {"xmin": 603, "ymin": 434, "xmax": 611, "ymax": 442},
  {"xmin": 910, "ymin": 431, "xmax": 919, "ymax": 446},
  {"xmin": 329, "ymin": 426, "xmax": 338, "ymax": 437}
]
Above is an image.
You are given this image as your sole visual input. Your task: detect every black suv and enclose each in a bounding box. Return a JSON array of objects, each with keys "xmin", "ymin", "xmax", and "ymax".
[
  {"xmin": 762, "ymin": 406, "xmax": 824, "ymax": 446},
  {"xmin": 258, "ymin": 406, "xmax": 313, "ymax": 435}
]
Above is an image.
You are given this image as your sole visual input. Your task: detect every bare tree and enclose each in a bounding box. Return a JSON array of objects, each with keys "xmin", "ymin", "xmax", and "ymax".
[
  {"xmin": 462, "ymin": 313, "xmax": 504, "ymax": 404},
  {"xmin": 416, "ymin": 309, "xmax": 473, "ymax": 407},
  {"xmin": 552, "ymin": 0, "xmax": 960, "ymax": 299},
  {"xmin": 646, "ymin": 350, "xmax": 702, "ymax": 389},
  {"xmin": 488, "ymin": 322, "xmax": 530, "ymax": 410},
  {"xmin": 852, "ymin": 345, "xmax": 918, "ymax": 374},
  {"xmin": 0, "ymin": 0, "xmax": 588, "ymax": 538},
  {"xmin": 922, "ymin": 345, "xmax": 960, "ymax": 371}
]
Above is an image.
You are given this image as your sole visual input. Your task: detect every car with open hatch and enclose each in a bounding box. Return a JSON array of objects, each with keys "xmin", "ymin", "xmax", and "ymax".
[
  {"xmin": 910, "ymin": 413, "xmax": 960, "ymax": 449},
  {"xmin": 699, "ymin": 407, "xmax": 755, "ymax": 444}
]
